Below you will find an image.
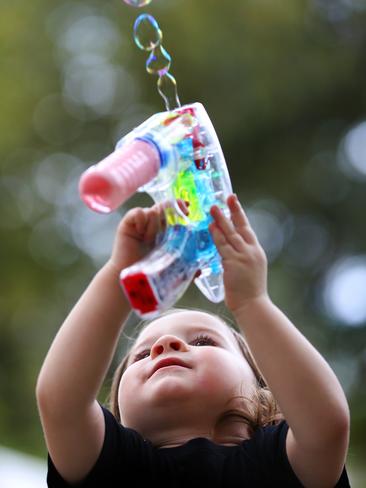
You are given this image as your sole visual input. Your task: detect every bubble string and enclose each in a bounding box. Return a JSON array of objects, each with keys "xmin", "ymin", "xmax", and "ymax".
[
  {"xmin": 122, "ymin": 1, "xmax": 181, "ymax": 111},
  {"xmin": 134, "ymin": 14, "xmax": 181, "ymax": 111}
]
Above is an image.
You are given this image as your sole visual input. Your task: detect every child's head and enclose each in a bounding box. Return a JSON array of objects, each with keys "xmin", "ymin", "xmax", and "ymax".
[{"xmin": 109, "ymin": 308, "xmax": 282, "ymax": 444}]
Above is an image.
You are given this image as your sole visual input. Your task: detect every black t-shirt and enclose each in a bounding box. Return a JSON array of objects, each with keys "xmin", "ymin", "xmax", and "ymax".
[{"xmin": 47, "ymin": 406, "xmax": 350, "ymax": 487}]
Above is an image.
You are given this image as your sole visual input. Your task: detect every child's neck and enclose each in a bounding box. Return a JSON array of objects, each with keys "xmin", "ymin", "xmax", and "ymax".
[{"xmin": 150, "ymin": 413, "xmax": 252, "ymax": 448}]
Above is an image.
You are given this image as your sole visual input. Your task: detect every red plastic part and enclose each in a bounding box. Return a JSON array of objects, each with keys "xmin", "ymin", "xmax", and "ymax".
[
  {"xmin": 177, "ymin": 107, "xmax": 206, "ymax": 170},
  {"xmin": 120, "ymin": 272, "xmax": 159, "ymax": 314}
]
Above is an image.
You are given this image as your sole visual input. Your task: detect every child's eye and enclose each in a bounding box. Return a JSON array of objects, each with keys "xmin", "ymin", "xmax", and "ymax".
[
  {"xmin": 190, "ymin": 335, "xmax": 217, "ymax": 347},
  {"xmin": 133, "ymin": 349, "xmax": 150, "ymax": 362}
]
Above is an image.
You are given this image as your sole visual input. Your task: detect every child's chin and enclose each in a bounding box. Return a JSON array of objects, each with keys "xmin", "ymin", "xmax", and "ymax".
[{"xmin": 149, "ymin": 375, "xmax": 193, "ymax": 400}]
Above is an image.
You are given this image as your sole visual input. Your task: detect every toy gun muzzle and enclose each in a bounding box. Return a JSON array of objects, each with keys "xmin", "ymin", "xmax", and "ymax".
[
  {"xmin": 79, "ymin": 139, "xmax": 160, "ymax": 214},
  {"xmin": 79, "ymin": 112, "xmax": 194, "ymax": 213}
]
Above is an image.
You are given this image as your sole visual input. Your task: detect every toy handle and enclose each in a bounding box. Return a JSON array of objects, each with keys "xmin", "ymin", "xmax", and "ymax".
[
  {"xmin": 79, "ymin": 139, "xmax": 160, "ymax": 213},
  {"xmin": 120, "ymin": 225, "xmax": 198, "ymax": 318}
]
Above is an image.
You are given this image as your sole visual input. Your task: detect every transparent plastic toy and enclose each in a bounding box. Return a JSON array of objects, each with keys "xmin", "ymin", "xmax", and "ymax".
[{"xmin": 79, "ymin": 102, "xmax": 233, "ymax": 318}]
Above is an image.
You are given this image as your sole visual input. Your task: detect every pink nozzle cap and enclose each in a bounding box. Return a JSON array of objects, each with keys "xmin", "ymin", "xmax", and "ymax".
[{"xmin": 79, "ymin": 139, "xmax": 161, "ymax": 213}]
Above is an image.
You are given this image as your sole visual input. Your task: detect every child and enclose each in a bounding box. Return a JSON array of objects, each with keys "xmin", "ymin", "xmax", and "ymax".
[{"xmin": 36, "ymin": 194, "xmax": 351, "ymax": 487}]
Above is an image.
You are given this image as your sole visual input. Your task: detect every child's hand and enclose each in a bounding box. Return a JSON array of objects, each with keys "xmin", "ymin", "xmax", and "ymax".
[
  {"xmin": 107, "ymin": 199, "xmax": 189, "ymax": 274},
  {"xmin": 209, "ymin": 194, "xmax": 268, "ymax": 315}
]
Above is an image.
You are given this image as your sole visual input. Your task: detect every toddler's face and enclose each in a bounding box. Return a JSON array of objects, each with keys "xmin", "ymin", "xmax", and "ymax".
[{"xmin": 118, "ymin": 310, "xmax": 256, "ymax": 437}]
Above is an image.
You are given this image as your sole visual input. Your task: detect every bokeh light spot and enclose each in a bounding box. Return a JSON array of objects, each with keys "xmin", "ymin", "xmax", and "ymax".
[
  {"xmin": 339, "ymin": 121, "xmax": 366, "ymax": 180},
  {"xmin": 123, "ymin": 0, "xmax": 152, "ymax": 7},
  {"xmin": 69, "ymin": 206, "xmax": 122, "ymax": 266},
  {"xmin": 284, "ymin": 215, "xmax": 331, "ymax": 269},
  {"xmin": 28, "ymin": 217, "xmax": 80, "ymax": 270},
  {"xmin": 33, "ymin": 153, "xmax": 84, "ymax": 206},
  {"xmin": 247, "ymin": 199, "xmax": 289, "ymax": 262},
  {"xmin": 56, "ymin": 15, "xmax": 122, "ymax": 58},
  {"xmin": 323, "ymin": 255, "xmax": 366, "ymax": 326}
]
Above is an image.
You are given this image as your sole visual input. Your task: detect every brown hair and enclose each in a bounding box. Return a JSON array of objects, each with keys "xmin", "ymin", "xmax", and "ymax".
[{"xmin": 108, "ymin": 307, "xmax": 283, "ymax": 434}]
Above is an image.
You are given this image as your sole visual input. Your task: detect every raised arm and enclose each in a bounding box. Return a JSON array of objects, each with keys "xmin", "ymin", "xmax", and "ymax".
[
  {"xmin": 36, "ymin": 205, "xmax": 166, "ymax": 484},
  {"xmin": 210, "ymin": 195, "xmax": 350, "ymax": 488}
]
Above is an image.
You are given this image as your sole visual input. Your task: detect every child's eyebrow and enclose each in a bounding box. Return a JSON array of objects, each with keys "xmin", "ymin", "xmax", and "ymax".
[{"xmin": 130, "ymin": 326, "xmax": 230, "ymax": 355}]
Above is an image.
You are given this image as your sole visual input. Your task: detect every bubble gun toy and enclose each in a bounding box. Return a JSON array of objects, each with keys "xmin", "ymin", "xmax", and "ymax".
[{"xmin": 79, "ymin": 102, "xmax": 233, "ymax": 318}]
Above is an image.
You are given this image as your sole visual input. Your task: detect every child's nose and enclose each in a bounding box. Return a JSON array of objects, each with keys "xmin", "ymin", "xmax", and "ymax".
[{"xmin": 150, "ymin": 335, "xmax": 188, "ymax": 358}]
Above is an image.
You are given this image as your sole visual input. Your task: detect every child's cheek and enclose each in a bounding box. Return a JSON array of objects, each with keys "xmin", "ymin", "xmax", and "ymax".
[
  {"xmin": 196, "ymin": 350, "xmax": 235, "ymax": 388},
  {"xmin": 118, "ymin": 367, "xmax": 142, "ymax": 418},
  {"xmin": 197, "ymin": 349, "xmax": 252, "ymax": 396}
]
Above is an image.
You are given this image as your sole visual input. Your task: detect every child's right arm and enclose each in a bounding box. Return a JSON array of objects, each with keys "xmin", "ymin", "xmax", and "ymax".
[
  {"xmin": 210, "ymin": 195, "xmax": 350, "ymax": 487},
  {"xmin": 36, "ymin": 204, "xmax": 168, "ymax": 484}
]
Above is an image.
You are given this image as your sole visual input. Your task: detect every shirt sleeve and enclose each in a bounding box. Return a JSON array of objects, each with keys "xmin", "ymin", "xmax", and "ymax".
[
  {"xmin": 47, "ymin": 405, "xmax": 150, "ymax": 487},
  {"xmin": 252, "ymin": 420, "xmax": 350, "ymax": 488}
]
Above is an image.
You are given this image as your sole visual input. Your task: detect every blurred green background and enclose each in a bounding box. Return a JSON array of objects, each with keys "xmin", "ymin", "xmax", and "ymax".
[{"xmin": 0, "ymin": 0, "xmax": 365, "ymax": 485}]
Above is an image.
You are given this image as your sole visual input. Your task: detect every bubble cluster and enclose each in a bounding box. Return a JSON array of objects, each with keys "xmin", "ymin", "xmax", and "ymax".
[
  {"xmin": 133, "ymin": 14, "xmax": 181, "ymax": 111},
  {"xmin": 123, "ymin": 0, "xmax": 152, "ymax": 7}
]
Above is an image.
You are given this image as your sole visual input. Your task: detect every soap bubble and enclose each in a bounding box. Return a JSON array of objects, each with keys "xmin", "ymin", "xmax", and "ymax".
[
  {"xmin": 146, "ymin": 45, "xmax": 171, "ymax": 75},
  {"xmin": 123, "ymin": 0, "xmax": 152, "ymax": 7},
  {"xmin": 133, "ymin": 14, "xmax": 162, "ymax": 51}
]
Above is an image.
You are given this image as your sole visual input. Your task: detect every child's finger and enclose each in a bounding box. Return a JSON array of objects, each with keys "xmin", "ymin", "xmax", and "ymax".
[
  {"xmin": 227, "ymin": 194, "xmax": 258, "ymax": 246},
  {"xmin": 210, "ymin": 205, "xmax": 235, "ymax": 234},
  {"xmin": 209, "ymin": 222, "xmax": 238, "ymax": 259},
  {"xmin": 144, "ymin": 207, "xmax": 162, "ymax": 242},
  {"xmin": 132, "ymin": 208, "xmax": 148, "ymax": 236},
  {"xmin": 239, "ymin": 226, "xmax": 259, "ymax": 246},
  {"xmin": 210, "ymin": 205, "xmax": 247, "ymax": 253},
  {"xmin": 228, "ymin": 194, "xmax": 250, "ymax": 228},
  {"xmin": 149, "ymin": 202, "xmax": 167, "ymax": 230}
]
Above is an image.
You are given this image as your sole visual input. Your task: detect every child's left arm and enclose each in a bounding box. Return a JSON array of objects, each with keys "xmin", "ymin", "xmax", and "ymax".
[{"xmin": 210, "ymin": 194, "xmax": 350, "ymax": 488}]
